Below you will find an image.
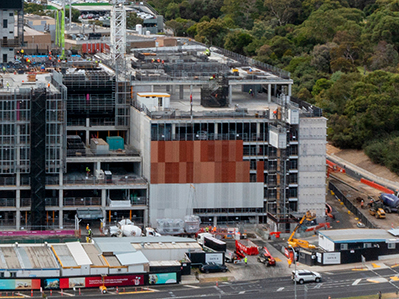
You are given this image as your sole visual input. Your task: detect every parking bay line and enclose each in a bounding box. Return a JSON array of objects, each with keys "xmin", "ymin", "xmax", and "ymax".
[
  {"xmin": 352, "ymin": 279, "xmax": 361, "ymax": 286},
  {"xmin": 276, "ymin": 287, "xmax": 284, "ymax": 292},
  {"xmin": 183, "ymin": 285, "xmax": 200, "ymax": 289}
]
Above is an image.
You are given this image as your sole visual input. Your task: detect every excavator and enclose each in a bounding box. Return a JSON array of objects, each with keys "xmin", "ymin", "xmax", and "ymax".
[{"xmin": 287, "ymin": 211, "xmax": 318, "ymax": 250}]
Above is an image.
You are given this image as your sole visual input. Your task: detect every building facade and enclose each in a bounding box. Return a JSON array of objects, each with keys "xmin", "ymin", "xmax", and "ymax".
[{"xmin": 0, "ymin": 0, "xmax": 23, "ymax": 63}]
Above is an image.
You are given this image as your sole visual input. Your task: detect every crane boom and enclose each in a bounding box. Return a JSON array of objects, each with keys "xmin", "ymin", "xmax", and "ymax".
[{"xmin": 287, "ymin": 211, "xmax": 318, "ymax": 250}]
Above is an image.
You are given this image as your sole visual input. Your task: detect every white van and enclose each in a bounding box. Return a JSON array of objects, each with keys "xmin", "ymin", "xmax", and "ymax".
[{"xmin": 292, "ymin": 270, "xmax": 321, "ymax": 284}]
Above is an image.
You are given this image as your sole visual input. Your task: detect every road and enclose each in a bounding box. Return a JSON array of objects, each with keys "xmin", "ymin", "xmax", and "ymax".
[{"xmin": 33, "ymin": 267, "xmax": 399, "ymax": 299}]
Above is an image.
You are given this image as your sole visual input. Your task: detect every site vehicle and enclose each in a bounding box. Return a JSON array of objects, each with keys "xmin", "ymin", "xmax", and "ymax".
[
  {"xmin": 257, "ymin": 246, "xmax": 276, "ymax": 266},
  {"xmin": 292, "ymin": 270, "xmax": 321, "ymax": 284},
  {"xmin": 200, "ymin": 262, "xmax": 228, "ymax": 273},
  {"xmin": 379, "ymin": 193, "xmax": 399, "ymax": 213},
  {"xmin": 369, "ymin": 206, "xmax": 386, "ymax": 219},
  {"xmin": 197, "ymin": 233, "xmax": 227, "ymax": 252},
  {"xmin": 225, "ymin": 248, "xmax": 246, "ymax": 263},
  {"xmin": 287, "ymin": 211, "xmax": 318, "ymax": 250}
]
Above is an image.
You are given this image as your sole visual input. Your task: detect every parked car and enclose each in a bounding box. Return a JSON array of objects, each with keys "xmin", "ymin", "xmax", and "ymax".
[
  {"xmin": 200, "ymin": 262, "xmax": 228, "ymax": 273},
  {"xmin": 292, "ymin": 270, "xmax": 321, "ymax": 284}
]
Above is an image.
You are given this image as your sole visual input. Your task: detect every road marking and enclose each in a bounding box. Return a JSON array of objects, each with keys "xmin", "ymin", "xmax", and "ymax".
[
  {"xmin": 352, "ymin": 268, "xmax": 367, "ymax": 271},
  {"xmin": 238, "ymin": 291, "xmax": 245, "ymax": 294},
  {"xmin": 391, "ymin": 276, "xmax": 399, "ymax": 281},
  {"xmin": 184, "ymin": 285, "xmax": 200, "ymax": 289},
  {"xmin": 276, "ymin": 287, "xmax": 284, "ymax": 292},
  {"xmin": 392, "ymin": 264, "xmax": 399, "ymax": 268},
  {"xmin": 274, "ymin": 258, "xmax": 282, "ymax": 262},
  {"xmin": 147, "ymin": 288, "xmax": 159, "ymax": 292},
  {"xmin": 16, "ymin": 293, "xmax": 29, "ymax": 298},
  {"xmin": 314, "ymin": 283, "xmax": 322, "ymax": 289},
  {"xmin": 119, "ymin": 290, "xmax": 155, "ymax": 295},
  {"xmin": 352, "ymin": 279, "xmax": 361, "ymax": 285},
  {"xmin": 372, "ymin": 263, "xmax": 381, "ymax": 268},
  {"xmin": 58, "ymin": 291, "xmax": 74, "ymax": 296}
]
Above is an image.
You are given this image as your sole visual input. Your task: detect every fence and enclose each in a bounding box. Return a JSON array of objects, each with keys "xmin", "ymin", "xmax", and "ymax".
[{"xmin": 328, "ymin": 181, "xmax": 376, "ymax": 228}]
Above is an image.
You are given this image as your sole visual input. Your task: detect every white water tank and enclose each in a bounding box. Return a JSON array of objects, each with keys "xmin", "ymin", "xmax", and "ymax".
[
  {"xmin": 146, "ymin": 30, "xmax": 150, "ymax": 36},
  {"xmin": 135, "ymin": 24, "xmax": 143, "ymax": 35}
]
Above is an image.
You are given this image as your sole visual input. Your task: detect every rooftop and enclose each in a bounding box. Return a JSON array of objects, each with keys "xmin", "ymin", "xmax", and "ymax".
[{"xmin": 319, "ymin": 229, "xmax": 397, "ymax": 243}]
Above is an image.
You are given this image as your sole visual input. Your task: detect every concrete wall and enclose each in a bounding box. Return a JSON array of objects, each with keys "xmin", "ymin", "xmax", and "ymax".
[
  {"xmin": 90, "ymin": 267, "xmax": 108, "ymax": 275},
  {"xmin": 109, "ymin": 268, "xmax": 128, "ymax": 274},
  {"xmin": 127, "ymin": 264, "xmax": 145, "ymax": 273},
  {"xmin": 14, "ymin": 269, "xmax": 60, "ymax": 278},
  {"xmin": 130, "ymin": 107, "xmax": 151, "ymax": 180},
  {"xmin": 297, "ymin": 117, "xmax": 327, "ymax": 217},
  {"xmin": 140, "ymin": 248, "xmax": 191, "ymax": 261},
  {"xmin": 0, "ymin": 10, "xmax": 15, "ymax": 63},
  {"xmin": 149, "ymin": 182, "xmax": 264, "ymax": 225}
]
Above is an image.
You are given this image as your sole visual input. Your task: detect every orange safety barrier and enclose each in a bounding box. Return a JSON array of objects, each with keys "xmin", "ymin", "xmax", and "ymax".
[{"xmin": 360, "ymin": 178, "xmax": 394, "ymax": 194}]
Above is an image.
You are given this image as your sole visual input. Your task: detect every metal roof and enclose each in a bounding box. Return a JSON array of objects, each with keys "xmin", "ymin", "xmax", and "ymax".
[
  {"xmin": 319, "ymin": 229, "xmax": 396, "ymax": 243},
  {"xmin": 82, "ymin": 243, "xmax": 108, "ymax": 267},
  {"xmin": 93, "ymin": 238, "xmax": 138, "ymax": 253},
  {"xmin": 52, "ymin": 245, "xmax": 77, "ymax": 268},
  {"xmin": 66, "ymin": 242, "xmax": 92, "ymax": 266},
  {"xmin": 115, "ymin": 251, "xmax": 148, "ymax": 266},
  {"xmin": 388, "ymin": 229, "xmax": 399, "ymax": 237}
]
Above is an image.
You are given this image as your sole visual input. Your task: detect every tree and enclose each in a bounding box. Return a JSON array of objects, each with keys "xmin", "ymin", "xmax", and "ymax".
[
  {"xmin": 166, "ymin": 18, "xmax": 195, "ymax": 37},
  {"xmin": 312, "ymin": 78, "xmax": 333, "ymax": 96},
  {"xmin": 310, "ymin": 43, "xmax": 337, "ymax": 73},
  {"xmin": 264, "ymin": 0, "xmax": 302, "ymax": 26},
  {"xmin": 195, "ymin": 19, "xmax": 229, "ymax": 47},
  {"xmin": 368, "ymin": 41, "xmax": 399, "ymax": 70},
  {"xmin": 224, "ymin": 31, "xmax": 253, "ymax": 55},
  {"xmin": 126, "ymin": 13, "xmax": 143, "ymax": 30}
]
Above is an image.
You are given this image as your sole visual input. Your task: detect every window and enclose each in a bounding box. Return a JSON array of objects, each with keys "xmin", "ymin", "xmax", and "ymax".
[
  {"xmin": 3, "ymin": 19, "xmax": 7, "ymax": 28},
  {"xmin": 363, "ymin": 243, "xmax": 372, "ymax": 249},
  {"xmin": 9, "ymin": 13, "xmax": 13, "ymax": 17},
  {"xmin": 0, "ymin": 273, "xmax": 3, "ymax": 278},
  {"xmin": 340, "ymin": 244, "xmax": 348, "ymax": 250},
  {"xmin": 10, "ymin": 272, "xmax": 16, "ymax": 278},
  {"xmin": 388, "ymin": 243, "xmax": 396, "ymax": 249}
]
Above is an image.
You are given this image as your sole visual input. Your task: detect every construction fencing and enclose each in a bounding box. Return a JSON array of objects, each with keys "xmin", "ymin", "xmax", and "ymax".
[{"xmin": 328, "ymin": 181, "xmax": 376, "ymax": 229}]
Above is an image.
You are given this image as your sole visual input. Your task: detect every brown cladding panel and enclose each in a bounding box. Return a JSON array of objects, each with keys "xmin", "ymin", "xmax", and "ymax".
[
  {"xmin": 186, "ymin": 162, "xmax": 194, "ymax": 183},
  {"xmin": 242, "ymin": 161, "xmax": 250, "ymax": 182},
  {"xmin": 151, "ymin": 163, "xmax": 158, "ymax": 184},
  {"xmin": 193, "ymin": 162, "xmax": 202, "ymax": 183},
  {"xmin": 165, "ymin": 162, "xmax": 179, "ymax": 184},
  {"xmin": 157, "ymin": 163, "xmax": 165, "ymax": 184},
  {"xmin": 173, "ymin": 141, "xmax": 180, "ymax": 162},
  {"xmin": 207, "ymin": 141, "xmax": 215, "ymax": 162},
  {"xmin": 179, "ymin": 141, "xmax": 187, "ymax": 162},
  {"xmin": 236, "ymin": 140, "xmax": 243, "ymax": 161},
  {"xmin": 235, "ymin": 162, "xmax": 242, "ymax": 182},
  {"xmin": 193, "ymin": 141, "xmax": 201, "ymax": 162},
  {"xmin": 227, "ymin": 162, "xmax": 236, "ymax": 182},
  {"xmin": 151, "ymin": 141, "xmax": 158, "ymax": 163},
  {"xmin": 214, "ymin": 162, "xmax": 222, "ymax": 183},
  {"xmin": 186, "ymin": 141, "xmax": 194, "ymax": 162},
  {"xmin": 257, "ymin": 161, "xmax": 264, "ymax": 183},
  {"xmin": 229, "ymin": 141, "xmax": 236, "ymax": 162},
  {"xmin": 164, "ymin": 141, "xmax": 173, "ymax": 162},
  {"xmin": 200, "ymin": 162, "xmax": 215, "ymax": 183},
  {"xmin": 222, "ymin": 141, "xmax": 229, "ymax": 162},
  {"xmin": 214, "ymin": 141, "xmax": 223, "ymax": 162},
  {"xmin": 179, "ymin": 162, "xmax": 187, "ymax": 183},
  {"xmin": 158, "ymin": 141, "xmax": 165, "ymax": 163},
  {"xmin": 200, "ymin": 141, "xmax": 208, "ymax": 162}
]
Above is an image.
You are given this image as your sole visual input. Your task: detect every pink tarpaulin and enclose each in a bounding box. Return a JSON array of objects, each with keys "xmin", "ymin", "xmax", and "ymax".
[{"xmin": 0, "ymin": 230, "xmax": 75, "ymax": 236}]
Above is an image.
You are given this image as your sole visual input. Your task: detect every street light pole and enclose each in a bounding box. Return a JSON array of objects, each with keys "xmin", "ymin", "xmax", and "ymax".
[{"xmin": 289, "ymin": 244, "xmax": 297, "ymax": 299}]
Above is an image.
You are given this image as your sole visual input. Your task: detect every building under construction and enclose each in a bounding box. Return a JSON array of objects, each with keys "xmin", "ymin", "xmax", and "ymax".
[{"xmin": 0, "ymin": 36, "xmax": 325, "ymax": 232}]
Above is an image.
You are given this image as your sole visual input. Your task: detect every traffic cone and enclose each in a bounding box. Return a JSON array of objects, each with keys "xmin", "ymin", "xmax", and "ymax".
[
  {"xmin": 79, "ymin": 288, "xmax": 81, "ymax": 295},
  {"xmin": 31, "ymin": 290, "xmax": 33, "ymax": 297},
  {"xmin": 116, "ymin": 287, "xmax": 118, "ymax": 294}
]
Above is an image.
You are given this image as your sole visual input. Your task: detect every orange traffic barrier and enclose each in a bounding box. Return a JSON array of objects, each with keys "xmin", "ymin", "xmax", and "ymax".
[{"xmin": 360, "ymin": 178, "xmax": 393, "ymax": 194}]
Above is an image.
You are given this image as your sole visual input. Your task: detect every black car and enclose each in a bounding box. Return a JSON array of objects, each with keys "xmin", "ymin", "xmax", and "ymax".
[{"xmin": 200, "ymin": 262, "xmax": 228, "ymax": 273}]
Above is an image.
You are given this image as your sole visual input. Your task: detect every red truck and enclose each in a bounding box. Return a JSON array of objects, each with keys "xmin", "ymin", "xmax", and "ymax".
[{"xmin": 257, "ymin": 246, "xmax": 276, "ymax": 266}]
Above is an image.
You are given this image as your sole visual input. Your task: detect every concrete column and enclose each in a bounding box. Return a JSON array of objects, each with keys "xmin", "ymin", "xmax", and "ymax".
[
  {"xmin": 143, "ymin": 208, "xmax": 149, "ymax": 227},
  {"xmin": 96, "ymin": 162, "xmax": 101, "ymax": 172},
  {"xmin": 213, "ymin": 216, "xmax": 217, "ymax": 227},
  {"xmin": 214, "ymin": 123, "xmax": 218, "ymax": 139},
  {"xmin": 171, "ymin": 123, "xmax": 176, "ymax": 140},
  {"xmin": 85, "ymin": 130, "xmax": 90, "ymax": 146},
  {"xmin": 16, "ymin": 189, "xmax": 20, "ymax": 230},
  {"xmin": 268, "ymin": 84, "xmax": 271, "ymax": 103},
  {"xmin": 179, "ymin": 85, "xmax": 184, "ymax": 100},
  {"xmin": 86, "ymin": 118, "xmax": 90, "ymax": 128},
  {"xmin": 288, "ymin": 84, "xmax": 292, "ymax": 97},
  {"xmin": 256, "ymin": 123, "xmax": 260, "ymax": 139},
  {"xmin": 101, "ymin": 189, "xmax": 107, "ymax": 208},
  {"xmin": 59, "ymin": 189, "xmax": 63, "ymax": 229},
  {"xmin": 274, "ymin": 84, "xmax": 277, "ymax": 96},
  {"xmin": 229, "ymin": 85, "xmax": 232, "ymax": 106},
  {"xmin": 166, "ymin": 85, "xmax": 170, "ymax": 92},
  {"xmin": 150, "ymin": 85, "xmax": 154, "ymax": 92},
  {"xmin": 171, "ymin": 85, "xmax": 175, "ymax": 95}
]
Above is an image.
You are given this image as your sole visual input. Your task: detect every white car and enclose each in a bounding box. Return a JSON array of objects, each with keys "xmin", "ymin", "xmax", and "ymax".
[{"xmin": 292, "ymin": 270, "xmax": 322, "ymax": 284}]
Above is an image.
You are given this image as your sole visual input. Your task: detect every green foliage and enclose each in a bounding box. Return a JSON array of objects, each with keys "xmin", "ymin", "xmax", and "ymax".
[
  {"xmin": 224, "ymin": 31, "xmax": 253, "ymax": 55},
  {"xmin": 195, "ymin": 19, "xmax": 229, "ymax": 47},
  {"xmin": 312, "ymin": 78, "xmax": 333, "ymax": 96},
  {"xmin": 126, "ymin": 13, "xmax": 143, "ymax": 29},
  {"xmin": 24, "ymin": 3, "xmax": 47, "ymax": 16}
]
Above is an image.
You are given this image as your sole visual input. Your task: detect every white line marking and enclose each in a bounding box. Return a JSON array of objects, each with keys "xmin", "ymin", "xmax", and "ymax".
[
  {"xmin": 352, "ymin": 279, "xmax": 361, "ymax": 285},
  {"xmin": 58, "ymin": 291, "xmax": 74, "ymax": 296},
  {"xmin": 183, "ymin": 285, "xmax": 200, "ymax": 289},
  {"xmin": 238, "ymin": 291, "xmax": 245, "ymax": 294},
  {"xmin": 277, "ymin": 287, "xmax": 284, "ymax": 292},
  {"xmin": 16, "ymin": 293, "xmax": 30, "ymax": 297}
]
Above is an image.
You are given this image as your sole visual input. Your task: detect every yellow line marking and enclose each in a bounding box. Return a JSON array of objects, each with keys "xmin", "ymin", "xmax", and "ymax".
[
  {"xmin": 352, "ymin": 268, "xmax": 367, "ymax": 271},
  {"xmin": 392, "ymin": 264, "xmax": 399, "ymax": 268},
  {"xmin": 390, "ymin": 276, "xmax": 399, "ymax": 281},
  {"xmin": 274, "ymin": 258, "xmax": 282, "ymax": 262},
  {"xmin": 367, "ymin": 279, "xmax": 381, "ymax": 283},
  {"xmin": 372, "ymin": 263, "xmax": 381, "ymax": 268}
]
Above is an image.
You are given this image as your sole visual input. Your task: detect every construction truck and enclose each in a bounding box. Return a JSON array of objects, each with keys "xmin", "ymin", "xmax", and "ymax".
[
  {"xmin": 287, "ymin": 211, "xmax": 318, "ymax": 250},
  {"xmin": 378, "ymin": 193, "xmax": 399, "ymax": 213}
]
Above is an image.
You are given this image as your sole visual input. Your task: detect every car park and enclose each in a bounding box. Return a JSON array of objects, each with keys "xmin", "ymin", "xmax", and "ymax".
[
  {"xmin": 292, "ymin": 270, "xmax": 321, "ymax": 284},
  {"xmin": 200, "ymin": 262, "xmax": 227, "ymax": 273}
]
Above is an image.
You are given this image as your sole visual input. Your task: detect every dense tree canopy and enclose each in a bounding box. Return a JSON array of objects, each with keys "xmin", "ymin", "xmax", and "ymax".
[{"xmin": 150, "ymin": 0, "xmax": 399, "ymax": 174}]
